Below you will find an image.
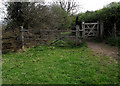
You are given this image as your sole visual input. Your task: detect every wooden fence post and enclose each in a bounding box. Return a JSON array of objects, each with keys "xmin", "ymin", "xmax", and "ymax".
[{"xmin": 19, "ymin": 26, "xmax": 24, "ymax": 50}]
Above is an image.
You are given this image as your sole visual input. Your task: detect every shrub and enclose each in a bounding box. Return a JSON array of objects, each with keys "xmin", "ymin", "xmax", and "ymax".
[{"xmin": 106, "ymin": 37, "xmax": 120, "ymax": 47}]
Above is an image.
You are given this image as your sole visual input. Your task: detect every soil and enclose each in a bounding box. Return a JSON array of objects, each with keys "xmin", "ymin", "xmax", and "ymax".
[{"xmin": 86, "ymin": 41, "xmax": 119, "ymax": 59}]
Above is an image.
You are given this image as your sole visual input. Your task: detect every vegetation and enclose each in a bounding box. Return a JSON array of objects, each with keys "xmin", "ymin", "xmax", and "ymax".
[
  {"xmin": 50, "ymin": 38, "xmax": 76, "ymax": 47},
  {"xmin": 2, "ymin": 1, "xmax": 120, "ymax": 85},
  {"xmin": 52, "ymin": 0, "xmax": 80, "ymax": 15},
  {"xmin": 106, "ymin": 37, "xmax": 120, "ymax": 47},
  {"xmin": 3, "ymin": 2, "xmax": 74, "ymax": 52},
  {"xmin": 5, "ymin": 2, "xmax": 73, "ymax": 30},
  {"xmin": 75, "ymin": 2, "xmax": 120, "ymax": 47},
  {"xmin": 77, "ymin": 2, "xmax": 120, "ymax": 38},
  {"xmin": 2, "ymin": 44, "xmax": 119, "ymax": 84}
]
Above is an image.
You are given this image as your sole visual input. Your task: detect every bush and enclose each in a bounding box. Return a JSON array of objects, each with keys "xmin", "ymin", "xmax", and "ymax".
[{"xmin": 106, "ymin": 37, "xmax": 120, "ymax": 47}]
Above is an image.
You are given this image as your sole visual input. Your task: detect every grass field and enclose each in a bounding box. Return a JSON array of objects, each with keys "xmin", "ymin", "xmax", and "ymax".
[{"xmin": 2, "ymin": 44, "xmax": 119, "ymax": 84}]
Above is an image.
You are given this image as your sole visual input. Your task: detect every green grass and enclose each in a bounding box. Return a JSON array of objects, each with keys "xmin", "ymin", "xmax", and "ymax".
[{"xmin": 2, "ymin": 45, "xmax": 119, "ymax": 84}]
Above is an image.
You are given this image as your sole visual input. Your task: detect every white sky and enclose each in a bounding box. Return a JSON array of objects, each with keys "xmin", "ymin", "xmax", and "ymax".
[
  {"xmin": 0, "ymin": 0, "xmax": 120, "ymax": 21},
  {"xmin": 79, "ymin": 0, "xmax": 120, "ymax": 12},
  {"xmin": 45, "ymin": 0, "xmax": 120, "ymax": 12}
]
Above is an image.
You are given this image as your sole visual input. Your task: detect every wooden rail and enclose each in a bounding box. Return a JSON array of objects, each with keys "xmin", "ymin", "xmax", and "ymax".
[{"xmin": 3, "ymin": 21, "xmax": 103, "ymax": 51}]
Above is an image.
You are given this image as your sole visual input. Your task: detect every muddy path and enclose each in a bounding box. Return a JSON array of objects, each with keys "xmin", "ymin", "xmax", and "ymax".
[{"xmin": 86, "ymin": 41, "xmax": 119, "ymax": 59}]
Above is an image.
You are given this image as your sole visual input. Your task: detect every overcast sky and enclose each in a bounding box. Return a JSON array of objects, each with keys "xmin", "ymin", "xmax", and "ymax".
[
  {"xmin": 0, "ymin": 0, "xmax": 120, "ymax": 21},
  {"xmin": 79, "ymin": 0, "xmax": 120, "ymax": 12}
]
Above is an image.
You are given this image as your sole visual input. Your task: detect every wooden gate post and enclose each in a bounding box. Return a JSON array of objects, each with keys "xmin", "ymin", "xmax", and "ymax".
[
  {"xmin": 97, "ymin": 21, "xmax": 99, "ymax": 38},
  {"xmin": 82, "ymin": 22, "xmax": 85, "ymax": 38},
  {"xmin": 76, "ymin": 25, "xmax": 80, "ymax": 46},
  {"xmin": 100, "ymin": 21, "xmax": 104, "ymax": 39},
  {"xmin": 113, "ymin": 23, "xmax": 117, "ymax": 38}
]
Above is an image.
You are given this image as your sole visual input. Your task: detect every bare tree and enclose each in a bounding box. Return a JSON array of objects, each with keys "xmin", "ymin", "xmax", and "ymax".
[{"xmin": 52, "ymin": 0, "xmax": 80, "ymax": 15}]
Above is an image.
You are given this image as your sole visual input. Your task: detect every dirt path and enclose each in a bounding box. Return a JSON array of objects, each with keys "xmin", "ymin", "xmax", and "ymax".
[{"xmin": 86, "ymin": 41, "xmax": 119, "ymax": 59}]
